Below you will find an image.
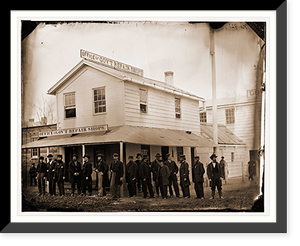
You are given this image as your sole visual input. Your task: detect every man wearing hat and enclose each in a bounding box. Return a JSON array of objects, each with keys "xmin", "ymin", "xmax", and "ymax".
[
  {"xmin": 36, "ymin": 156, "xmax": 47, "ymax": 196},
  {"xmin": 46, "ymin": 154, "xmax": 56, "ymax": 196},
  {"xmin": 95, "ymin": 153, "xmax": 109, "ymax": 196},
  {"xmin": 29, "ymin": 163, "xmax": 37, "ymax": 186},
  {"xmin": 220, "ymin": 156, "xmax": 228, "ymax": 184},
  {"xmin": 135, "ymin": 153, "xmax": 143, "ymax": 193},
  {"xmin": 126, "ymin": 156, "xmax": 138, "ymax": 197},
  {"xmin": 69, "ymin": 154, "xmax": 82, "ymax": 196},
  {"xmin": 109, "ymin": 153, "xmax": 124, "ymax": 199},
  {"xmin": 139, "ymin": 155, "xmax": 154, "ymax": 198},
  {"xmin": 207, "ymin": 153, "xmax": 224, "ymax": 199},
  {"xmin": 192, "ymin": 156, "xmax": 205, "ymax": 199},
  {"xmin": 81, "ymin": 155, "xmax": 93, "ymax": 196},
  {"xmin": 164, "ymin": 153, "xmax": 180, "ymax": 198},
  {"xmin": 54, "ymin": 154, "xmax": 66, "ymax": 196},
  {"xmin": 156, "ymin": 159, "xmax": 170, "ymax": 199},
  {"xmin": 150, "ymin": 153, "xmax": 162, "ymax": 197},
  {"xmin": 179, "ymin": 155, "xmax": 191, "ymax": 198}
]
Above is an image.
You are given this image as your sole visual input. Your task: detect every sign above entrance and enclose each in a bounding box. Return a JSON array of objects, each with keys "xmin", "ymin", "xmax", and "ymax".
[
  {"xmin": 38, "ymin": 125, "xmax": 108, "ymax": 137},
  {"xmin": 80, "ymin": 49, "xmax": 144, "ymax": 76}
]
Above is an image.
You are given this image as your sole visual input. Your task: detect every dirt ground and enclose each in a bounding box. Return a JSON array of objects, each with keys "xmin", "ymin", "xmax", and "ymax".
[{"xmin": 22, "ymin": 178, "xmax": 262, "ymax": 212}]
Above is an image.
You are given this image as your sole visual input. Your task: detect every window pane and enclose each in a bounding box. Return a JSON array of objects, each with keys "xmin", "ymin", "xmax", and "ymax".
[
  {"xmin": 103, "ymin": 106, "xmax": 106, "ymax": 112},
  {"xmin": 95, "ymin": 107, "xmax": 98, "ymax": 113},
  {"xmin": 140, "ymin": 89, "xmax": 147, "ymax": 103},
  {"xmin": 94, "ymin": 95, "xmax": 97, "ymax": 101},
  {"xmin": 65, "ymin": 108, "xmax": 76, "ymax": 118},
  {"xmin": 140, "ymin": 104, "xmax": 147, "ymax": 113},
  {"xmin": 175, "ymin": 98, "xmax": 180, "ymax": 108}
]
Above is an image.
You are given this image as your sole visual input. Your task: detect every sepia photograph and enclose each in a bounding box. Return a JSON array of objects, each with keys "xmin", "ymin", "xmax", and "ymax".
[{"xmin": 19, "ymin": 20, "xmax": 266, "ymax": 214}]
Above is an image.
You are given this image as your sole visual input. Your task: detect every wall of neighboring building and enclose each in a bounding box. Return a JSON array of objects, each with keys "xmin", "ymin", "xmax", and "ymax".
[
  {"xmin": 124, "ymin": 81, "xmax": 201, "ymax": 135},
  {"xmin": 55, "ymin": 66, "xmax": 125, "ymax": 130}
]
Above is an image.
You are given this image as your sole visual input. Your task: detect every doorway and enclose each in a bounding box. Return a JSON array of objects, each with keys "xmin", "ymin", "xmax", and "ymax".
[{"xmin": 161, "ymin": 146, "xmax": 169, "ymax": 161}]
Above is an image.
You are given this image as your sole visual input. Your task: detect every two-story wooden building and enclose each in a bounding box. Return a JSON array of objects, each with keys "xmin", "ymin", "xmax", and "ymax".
[{"xmin": 22, "ymin": 49, "xmax": 216, "ymax": 184}]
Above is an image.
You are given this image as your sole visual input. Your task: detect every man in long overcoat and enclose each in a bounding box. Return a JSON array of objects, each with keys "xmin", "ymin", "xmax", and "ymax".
[
  {"xmin": 95, "ymin": 153, "xmax": 110, "ymax": 196},
  {"xmin": 192, "ymin": 156, "xmax": 205, "ymax": 199},
  {"xmin": 46, "ymin": 154, "xmax": 56, "ymax": 196},
  {"xmin": 156, "ymin": 160, "xmax": 170, "ymax": 199},
  {"xmin": 248, "ymin": 158, "xmax": 257, "ymax": 181},
  {"xmin": 164, "ymin": 153, "xmax": 180, "ymax": 197},
  {"xmin": 36, "ymin": 156, "xmax": 47, "ymax": 196},
  {"xmin": 207, "ymin": 153, "xmax": 224, "ymax": 199},
  {"xmin": 29, "ymin": 163, "xmax": 37, "ymax": 186},
  {"xmin": 54, "ymin": 154, "xmax": 66, "ymax": 196},
  {"xmin": 179, "ymin": 154, "xmax": 190, "ymax": 198},
  {"xmin": 81, "ymin": 155, "xmax": 93, "ymax": 196},
  {"xmin": 110, "ymin": 153, "xmax": 124, "ymax": 199},
  {"xmin": 139, "ymin": 155, "xmax": 154, "ymax": 199},
  {"xmin": 135, "ymin": 153, "xmax": 143, "ymax": 193},
  {"xmin": 150, "ymin": 153, "xmax": 161, "ymax": 197},
  {"xmin": 69, "ymin": 154, "xmax": 82, "ymax": 196},
  {"xmin": 126, "ymin": 156, "xmax": 138, "ymax": 197}
]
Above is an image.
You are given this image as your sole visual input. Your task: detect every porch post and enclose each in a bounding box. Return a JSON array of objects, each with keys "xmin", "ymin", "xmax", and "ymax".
[
  {"xmin": 46, "ymin": 147, "xmax": 50, "ymax": 192},
  {"xmin": 120, "ymin": 141, "xmax": 124, "ymax": 197},
  {"xmin": 82, "ymin": 144, "xmax": 85, "ymax": 163}
]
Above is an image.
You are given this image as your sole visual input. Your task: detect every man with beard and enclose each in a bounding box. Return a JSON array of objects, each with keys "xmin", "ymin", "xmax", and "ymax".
[
  {"xmin": 207, "ymin": 153, "xmax": 224, "ymax": 199},
  {"xmin": 156, "ymin": 159, "xmax": 170, "ymax": 199},
  {"xmin": 179, "ymin": 155, "xmax": 190, "ymax": 198},
  {"xmin": 36, "ymin": 156, "xmax": 47, "ymax": 196},
  {"xmin": 46, "ymin": 154, "xmax": 56, "ymax": 196},
  {"xmin": 95, "ymin": 153, "xmax": 109, "ymax": 196},
  {"xmin": 126, "ymin": 156, "xmax": 138, "ymax": 197},
  {"xmin": 164, "ymin": 153, "xmax": 180, "ymax": 198},
  {"xmin": 54, "ymin": 154, "xmax": 66, "ymax": 196},
  {"xmin": 81, "ymin": 155, "xmax": 93, "ymax": 196},
  {"xmin": 192, "ymin": 156, "xmax": 205, "ymax": 199},
  {"xmin": 109, "ymin": 153, "xmax": 124, "ymax": 199},
  {"xmin": 69, "ymin": 154, "xmax": 82, "ymax": 196},
  {"xmin": 135, "ymin": 153, "xmax": 143, "ymax": 193},
  {"xmin": 150, "ymin": 153, "xmax": 161, "ymax": 197},
  {"xmin": 139, "ymin": 154, "xmax": 154, "ymax": 199}
]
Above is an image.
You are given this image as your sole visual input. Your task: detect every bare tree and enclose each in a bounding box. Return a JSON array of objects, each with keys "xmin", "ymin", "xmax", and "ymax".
[{"xmin": 31, "ymin": 95, "xmax": 56, "ymax": 125}]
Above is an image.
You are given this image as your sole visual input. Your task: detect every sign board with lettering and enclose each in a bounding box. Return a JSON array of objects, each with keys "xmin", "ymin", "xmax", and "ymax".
[
  {"xmin": 38, "ymin": 125, "xmax": 108, "ymax": 137},
  {"xmin": 80, "ymin": 49, "xmax": 143, "ymax": 77}
]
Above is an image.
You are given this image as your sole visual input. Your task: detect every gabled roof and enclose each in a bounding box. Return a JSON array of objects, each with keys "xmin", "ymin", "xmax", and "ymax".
[
  {"xmin": 47, "ymin": 58, "xmax": 205, "ymax": 101},
  {"xmin": 200, "ymin": 123, "xmax": 245, "ymax": 146}
]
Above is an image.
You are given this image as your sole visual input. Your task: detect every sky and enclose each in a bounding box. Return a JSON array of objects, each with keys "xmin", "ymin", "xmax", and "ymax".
[{"xmin": 21, "ymin": 21, "xmax": 263, "ymax": 124}]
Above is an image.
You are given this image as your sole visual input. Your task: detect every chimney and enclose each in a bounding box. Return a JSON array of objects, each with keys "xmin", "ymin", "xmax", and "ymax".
[{"xmin": 164, "ymin": 71, "xmax": 174, "ymax": 86}]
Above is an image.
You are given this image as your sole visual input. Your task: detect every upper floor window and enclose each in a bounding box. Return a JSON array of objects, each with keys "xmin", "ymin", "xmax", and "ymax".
[
  {"xmin": 93, "ymin": 87, "xmax": 106, "ymax": 114},
  {"xmin": 64, "ymin": 92, "xmax": 76, "ymax": 118},
  {"xmin": 200, "ymin": 112, "xmax": 207, "ymax": 122},
  {"xmin": 226, "ymin": 108, "xmax": 235, "ymax": 124},
  {"xmin": 175, "ymin": 97, "xmax": 181, "ymax": 119},
  {"xmin": 139, "ymin": 88, "xmax": 147, "ymax": 113}
]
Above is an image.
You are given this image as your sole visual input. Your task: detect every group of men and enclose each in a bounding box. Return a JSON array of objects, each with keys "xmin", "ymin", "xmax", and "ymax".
[{"xmin": 33, "ymin": 151, "xmax": 233, "ymax": 200}]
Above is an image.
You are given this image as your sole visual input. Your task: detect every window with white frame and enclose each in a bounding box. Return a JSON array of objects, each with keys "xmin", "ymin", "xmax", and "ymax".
[
  {"xmin": 64, "ymin": 92, "xmax": 76, "ymax": 118},
  {"xmin": 139, "ymin": 88, "xmax": 147, "ymax": 113},
  {"xmin": 175, "ymin": 97, "xmax": 181, "ymax": 118},
  {"xmin": 93, "ymin": 87, "xmax": 106, "ymax": 114},
  {"xmin": 226, "ymin": 108, "xmax": 235, "ymax": 124},
  {"xmin": 200, "ymin": 111, "xmax": 207, "ymax": 122}
]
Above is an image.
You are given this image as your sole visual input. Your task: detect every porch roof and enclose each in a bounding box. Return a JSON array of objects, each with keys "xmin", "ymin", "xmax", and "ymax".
[{"xmin": 22, "ymin": 125, "xmax": 215, "ymax": 149}]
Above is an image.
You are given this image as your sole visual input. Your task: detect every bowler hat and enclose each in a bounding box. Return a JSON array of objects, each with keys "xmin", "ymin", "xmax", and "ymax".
[
  {"xmin": 179, "ymin": 154, "xmax": 185, "ymax": 158},
  {"xmin": 57, "ymin": 154, "xmax": 62, "ymax": 158},
  {"xmin": 128, "ymin": 156, "xmax": 134, "ymax": 159},
  {"xmin": 194, "ymin": 156, "xmax": 200, "ymax": 159},
  {"xmin": 136, "ymin": 153, "xmax": 142, "ymax": 158},
  {"xmin": 96, "ymin": 153, "xmax": 104, "ymax": 157},
  {"xmin": 155, "ymin": 153, "xmax": 162, "ymax": 157},
  {"xmin": 47, "ymin": 154, "xmax": 53, "ymax": 158},
  {"xmin": 221, "ymin": 156, "xmax": 224, "ymax": 159},
  {"xmin": 210, "ymin": 153, "xmax": 217, "ymax": 160},
  {"xmin": 113, "ymin": 153, "xmax": 119, "ymax": 157},
  {"xmin": 39, "ymin": 156, "xmax": 44, "ymax": 160},
  {"xmin": 83, "ymin": 155, "xmax": 90, "ymax": 159},
  {"xmin": 142, "ymin": 154, "xmax": 149, "ymax": 159}
]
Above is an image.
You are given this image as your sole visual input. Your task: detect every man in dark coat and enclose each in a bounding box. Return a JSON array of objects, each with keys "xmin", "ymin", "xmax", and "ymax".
[
  {"xmin": 46, "ymin": 154, "xmax": 56, "ymax": 196},
  {"xmin": 192, "ymin": 156, "xmax": 205, "ymax": 199},
  {"xmin": 139, "ymin": 155, "xmax": 154, "ymax": 198},
  {"xmin": 150, "ymin": 153, "xmax": 161, "ymax": 197},
  {"xmin": 69, "ymin": 154, "xmax": 82, "ymax": 196},
  {"xmin": 36, "ymin": 156, "xmax": 47, "ymax": 196},
  {"xmin": 248, "ymin": 158, "xmax": 257, "ymax": 181},
  {"xmin": 207, "ymin": 153, "xmax": 224, "ymax": 199},
  {"xmin": 81, "ymin": 155, "xmax": 93, "ymax": 196},
  {"xmin": 95, "ymin": 153, "xmax": 109, "ymax": 196},
  {"xmin": 126, "ymin": 156, "xmax": 138, "ymax": 197},
  {"xmin": 164, "ymin": 153, "xmax": 180, "ymax": 197},
  {"xmin": 29, "ymin": 163, "xmax": 37, "ymax": 186},
  {"xmin": 53, "ymin": 154, "xmax": 66, "ymax": 196},
  {"xmin": 135, "ymin": 153, "xmax": 143, "ymax": 193},
  {"xmin": 110, "ymin": 153, "xmax": 124, "ymax": 199},
  {"xmin": 179, "ymin": 155, "xmax": 190, "ymax": 198},
  {"xmin": 156, "ymin": 159, "xmax": 170, "ymax": 199}
]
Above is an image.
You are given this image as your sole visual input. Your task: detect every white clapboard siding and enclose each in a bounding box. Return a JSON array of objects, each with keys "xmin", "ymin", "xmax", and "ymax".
[
  {"xmin": 124, "ymin": 82, "xmax": 201, "ymax": 135},
  {"xmin": 56, "ymin": 67, "xmax": 124, "ymax": 130}
]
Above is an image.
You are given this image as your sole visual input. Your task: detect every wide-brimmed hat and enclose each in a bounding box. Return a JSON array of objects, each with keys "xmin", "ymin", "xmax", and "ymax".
[
  {"xmin": 136, "ymin": 153, "xmax": 142, "ymax": 158},
  {"xmin": 47, "ymin": 154, "xmax": 53, "ymax": 158},
  {"xmin": 179, "ymin": 154, "xmax": 186, "ymax": 158},
  {"xmin": 83, "ymin": 155, "xmax": 90, "ymax": 159},
  {"xmin": 96, "ymin": 153, "xmax": 104, "ymax": 157},
  {"xmin": 210, "ymin": 153, "xmax": 217, "ymax": 160},
  {"xmin": 155, "ymin": 153, "xmax": 162, "ymax": 158},
  {"xmin": 57, "ymin": 154, "xmax": 62, "ymax": 158},
  {"xmin": 113, "ymin": 153, "xmax": 119, "ymax": 157},
  {"xmin": 39, "ymin": 156, "xmax": 44, "ymax": 160}
]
